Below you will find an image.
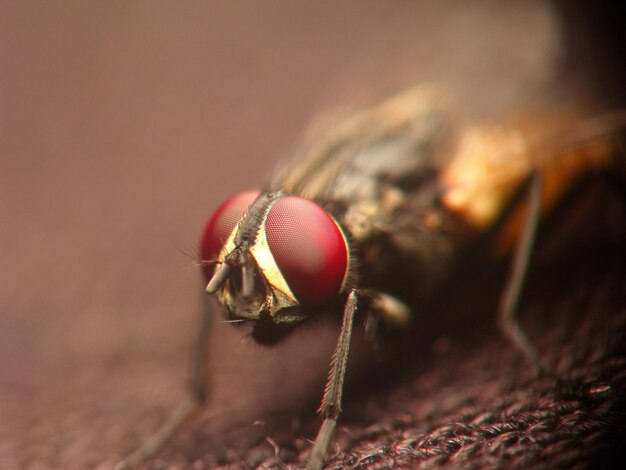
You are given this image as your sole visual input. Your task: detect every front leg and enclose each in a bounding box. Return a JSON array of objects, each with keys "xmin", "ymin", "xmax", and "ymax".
[
  {"xmin": 115, "ymin": 295, "xmax": 214, "ymax": 469},
  {"xmin": 307, "ymin": 289, "xmax": 359, "ymax": 470},
  {"xmin": 307, "ymin": 289, "xmax": 410, "ymax": 470}
]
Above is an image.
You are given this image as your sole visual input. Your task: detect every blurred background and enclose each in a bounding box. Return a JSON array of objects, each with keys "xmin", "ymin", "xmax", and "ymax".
[{"xmin": 1, "ymin": 1, "xmax": 624, "ymax": 468}]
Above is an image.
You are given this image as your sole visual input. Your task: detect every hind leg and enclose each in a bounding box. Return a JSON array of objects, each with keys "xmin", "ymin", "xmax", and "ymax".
[{"xmin": 497, "ymin": 174, "xmax": 547, "ymax": 376}]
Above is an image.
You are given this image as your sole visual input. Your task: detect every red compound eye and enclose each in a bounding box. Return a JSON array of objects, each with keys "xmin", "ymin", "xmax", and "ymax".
[
  {"xmin": 265, "ymin": 196, "xmax": 348, "ymax": 306},
  {"xmin": 199, "ymin": 190, "xmax": 260, "ymax": 278}
]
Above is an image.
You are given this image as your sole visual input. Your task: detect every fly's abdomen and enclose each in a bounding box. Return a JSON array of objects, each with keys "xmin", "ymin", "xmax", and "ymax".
[{"xmin": 439, "ymin": 110, "xmax": 626, "ymax": 257}]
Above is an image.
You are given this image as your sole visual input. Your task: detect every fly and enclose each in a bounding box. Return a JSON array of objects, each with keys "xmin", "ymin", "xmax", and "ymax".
[{"xmin": 116, "ymin": 85, "xmax": 625, "ymax": 470}]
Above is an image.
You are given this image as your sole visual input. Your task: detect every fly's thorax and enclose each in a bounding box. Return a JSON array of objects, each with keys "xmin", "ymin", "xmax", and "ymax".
[
  {"xmin": 200, "ymin": 191, "xmax": 351, "ymax": 326},
  {"xmin": 268, "ymin": 86, "xmax": 470, "ymax": 305}
]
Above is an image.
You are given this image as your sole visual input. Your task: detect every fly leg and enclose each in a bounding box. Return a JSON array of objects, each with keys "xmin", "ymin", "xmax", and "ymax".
[
  {"xmin": 115, "ymin": 297, "xmax": 213, "ymax": 470},
  {"xmin": 308, "ymin": 289, "xmax": 359, "ymax": 470},
  {"xmin": 498, "ymin": 173, "xmax": 546, "ymax": 376}
]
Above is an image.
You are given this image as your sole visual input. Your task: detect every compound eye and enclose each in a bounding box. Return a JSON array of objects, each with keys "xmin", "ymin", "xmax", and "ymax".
[
  {"xmin": 199, "ymin": 190, "xmax": 260, "ymax": 278},
  {"xmin": 265, "ymin": 196, "xmax": 348, "ymax": 306}
]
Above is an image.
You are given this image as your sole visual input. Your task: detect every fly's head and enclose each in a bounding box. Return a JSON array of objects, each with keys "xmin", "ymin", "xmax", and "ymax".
[{"xmin": 199, "ymin": 190, "xmax": 350, "ymax": 336}]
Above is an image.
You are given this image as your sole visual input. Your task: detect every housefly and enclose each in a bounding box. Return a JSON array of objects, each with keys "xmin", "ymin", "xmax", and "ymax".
[{"xmin": 116, "ymin": 85, "xmax": 625, "ymax": 469}]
